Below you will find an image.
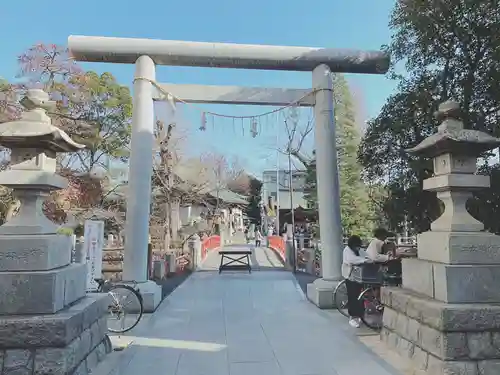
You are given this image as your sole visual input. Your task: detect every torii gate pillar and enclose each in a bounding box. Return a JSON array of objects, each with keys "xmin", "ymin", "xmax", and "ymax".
[
  {"xmin": 306, "ymin": 64, "xmax": 344, "ymax": 308},
  {"xmin": 121, "ymin": 55, "xmax": 162, "ymax": 312}
]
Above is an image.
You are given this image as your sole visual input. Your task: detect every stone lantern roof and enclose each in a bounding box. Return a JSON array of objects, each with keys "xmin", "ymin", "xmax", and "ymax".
[
  {"xmin": 0, "ymin": 89, "xmax": 86, "ymax": 235},
  {"xmin": 406, "ymin": 100, "xmax": 500, "ymax": 158},
  {"xmin": 0, "ymin": 89, "xmax": 85, "ymax": 152}
]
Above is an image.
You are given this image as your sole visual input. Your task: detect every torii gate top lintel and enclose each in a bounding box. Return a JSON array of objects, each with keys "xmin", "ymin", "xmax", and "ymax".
[{"xmin": 68, "ymin": 35, "xmax": 390, "ymax": 74}]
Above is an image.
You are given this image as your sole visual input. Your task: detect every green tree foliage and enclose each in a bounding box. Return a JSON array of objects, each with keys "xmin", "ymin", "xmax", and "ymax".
[
  {"xmin": 245, "ymin": 177, "xmax": 263, "ymax": 225},
  {"xmin": 4, "ymin": 43, "xmax": 133, "ymax": 226},
  {"xmin": 0, "ymin": 78, "xmax": 19, "ymax": 123},
  {"xmin": 17, "ymin": 44, "xmax": 132, "ymax": 172},
  {"xmin": 334, "ymin": 75, "xmax": 372, "ymax": 236},
  {"xmin": 358, "ymin": 0, "xmax": 500, "ymax": 233},
  {"xmin": 303, "ymin": 154, "xmax": 317, "ymax": 208},
  {"xmin": 65, "ymin": 71, "xmax": 132, "ymax": 170}
]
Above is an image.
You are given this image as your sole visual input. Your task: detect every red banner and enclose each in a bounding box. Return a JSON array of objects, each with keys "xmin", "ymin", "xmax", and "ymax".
[
  {"xmin": 201, "ymin": 235, "xmax": 221, "ymax": 260},
  {"xmin": 268, "ymin": 236, "xmax": 286, "ymax": 262}
]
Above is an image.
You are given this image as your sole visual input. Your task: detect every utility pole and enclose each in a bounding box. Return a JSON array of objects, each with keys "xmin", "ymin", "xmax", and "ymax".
[
  {"xmin": 275, "ymin": 125, "xmax": 280, "ymax": 235},
  {"xmin": 288, "ymin": 149, "xmax": 296, "ymax": 272}
]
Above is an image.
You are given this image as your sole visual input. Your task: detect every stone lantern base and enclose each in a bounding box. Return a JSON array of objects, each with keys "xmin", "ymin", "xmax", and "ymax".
[
  {"xmin": 381, "ymin": 287, "xmax": 500, "ymax": 374},
  {"xmin": 0, "ymin": 294, "xmax": 111, "ymax": 375},
  {"xmin": 0, "ymin": 235, "xmax": 111, "ymax": 375},
  {"xmin": 379, "ymin": 230, "xmax": 500, "ymax": 375}
]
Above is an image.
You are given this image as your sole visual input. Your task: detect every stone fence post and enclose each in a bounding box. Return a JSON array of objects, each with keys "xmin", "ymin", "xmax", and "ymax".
[{"xmin": 189, "ymin": 234, "xmax": 202, "ymax": 269}]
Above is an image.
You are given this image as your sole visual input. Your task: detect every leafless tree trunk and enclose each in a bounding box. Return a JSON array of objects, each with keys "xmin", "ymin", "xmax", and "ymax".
[
  {"xmin": 277, "ymin": 107, "xmax": 314, "ymax": 270},
  {"xmin": 153, "ymin": 119, "xmax": 175, "ymax": 250}
]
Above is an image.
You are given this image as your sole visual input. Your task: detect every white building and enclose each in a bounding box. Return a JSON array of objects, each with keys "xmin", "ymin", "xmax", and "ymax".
[{"xmin": 261, "ymin": 169, "xmax": 308, "ymax": 210}]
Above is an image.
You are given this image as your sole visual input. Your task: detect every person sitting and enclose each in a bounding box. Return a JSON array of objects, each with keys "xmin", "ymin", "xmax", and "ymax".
[
  {"xmin": 342, "ymin": 235, "xmax": 367, "ymax": 328},
  {"xmin": 366, "ymin": 228, "xmax": 393, "ymax": 263}
]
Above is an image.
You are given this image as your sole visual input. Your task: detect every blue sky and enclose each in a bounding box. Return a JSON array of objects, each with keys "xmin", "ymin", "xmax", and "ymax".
[{"xmin": 1, "ymin": 0, "xmax": 398, "ymax": 176}]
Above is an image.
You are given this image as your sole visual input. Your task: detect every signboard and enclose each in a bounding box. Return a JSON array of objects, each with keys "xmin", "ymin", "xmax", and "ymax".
[{"xmin": 83, "ymin": 220, "xmax": 105, "ymax": 292}]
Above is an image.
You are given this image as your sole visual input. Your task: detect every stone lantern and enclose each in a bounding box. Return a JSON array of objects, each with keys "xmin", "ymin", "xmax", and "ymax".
[
  {"xmin": 0, "ymin": 89, "xmax": 110, "ymax": 374},
  {"xmin": 380, "ymin": 100, "xmax": 500, "ymax": 374}
]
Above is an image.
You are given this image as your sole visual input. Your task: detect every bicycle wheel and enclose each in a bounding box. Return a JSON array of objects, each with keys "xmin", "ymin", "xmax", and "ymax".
[
  {"xmin": 333, "ymin": 279, "xmax": 349, "ymax": 317},
  {"xmin": 358, "ymin": 287, "xmax": 384, "ymax": 331},
  {"xmin": 107, "ymin": 284, "xmax": 144, "ymax": 333},
  {"xmin": 103, "ymin": 334, "xmax": 113, "ymax": 353}
]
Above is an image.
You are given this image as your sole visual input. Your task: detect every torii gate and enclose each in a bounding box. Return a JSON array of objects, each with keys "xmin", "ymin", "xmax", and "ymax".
[{"xmin": 68, "ymin": 36, "xmax": 389, "ymax": 310}]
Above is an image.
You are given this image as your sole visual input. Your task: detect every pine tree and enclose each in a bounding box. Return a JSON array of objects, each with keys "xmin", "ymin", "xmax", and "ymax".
[
  {"xmin": 303, "ymin": 153, "xmax": 317, "ymax": 209},
  {"xmin": 245, "ymin": 177, "xmax": 262, "ymax": 225}
]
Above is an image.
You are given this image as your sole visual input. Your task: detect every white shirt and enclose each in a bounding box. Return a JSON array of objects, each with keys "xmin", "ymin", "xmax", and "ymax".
[
  {"xmin": 366, "ymin": 238, "xmax": 390, "ymax": 263},
  {"xmin": 341, "ymin": 246, "xmax": 367, "ymax": 279}
]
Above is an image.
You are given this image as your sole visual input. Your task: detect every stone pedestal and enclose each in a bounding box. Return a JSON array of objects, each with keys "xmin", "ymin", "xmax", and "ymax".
[
  {"xmin": 0, "ymin": 89, "xmax": 111, "ymax": 375},
  {"xmin": 381, "ymin": 287, "xmax": 500, "ymax": 374},
  {"xmin": 133, "ymin": 280, "xmax": 162, "ymax": 313},
  {"xmin": 188, "ymin": 234, "xmax": 202, "ymax": 269},
  {"xmin": 382, "ymin": 231, "xmax": 500, "ymax": 374},
  {"xmin": 0, "ymin": 294, "xmax": 111, "ymax": 375},
  {"xmin": 380, "ymin": 101, "xmax": 500, "ymax": 374},
  {"xmin": 307, "ymin": 278, "xmax": 336, "ymax": 309}
]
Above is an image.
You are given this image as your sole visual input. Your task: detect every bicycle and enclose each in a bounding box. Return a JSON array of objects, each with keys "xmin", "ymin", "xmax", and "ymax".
[
  {"xmin": 332, "ymin": 267, "xmax": 386, "ymax": 319},
  {"xmin": 333, "ymin": 279, "xmax": 349, "ymax": 317},
  {"xmin": 94, "ymin": 278, "xmax": 144, "ymax": 334},
  {"xmin": 357, "ymin": 261, "xmax": 402, "ymax": 331}
]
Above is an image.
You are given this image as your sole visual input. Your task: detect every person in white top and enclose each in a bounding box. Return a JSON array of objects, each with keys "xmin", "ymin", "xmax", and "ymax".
[
  {"xmin": 254, "ymin": 229, "xmax": 263, "ymax": 247},
  {"xmin": 366, "ymin": 228, "xmax": 392, "ymax": 263},
  {"xmin": 342, "ymin": 235, "xmax": 367, "ymax": 328}
]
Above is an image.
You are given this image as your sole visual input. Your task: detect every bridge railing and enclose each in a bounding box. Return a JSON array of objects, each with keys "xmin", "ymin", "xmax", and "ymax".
[
  {"xmin": 267, "ymin": 235, "xmax": 286, "ymax": 262},
  {"xmin": 201, "ymin": 235, "xmax": 221, "ymax": 260}
]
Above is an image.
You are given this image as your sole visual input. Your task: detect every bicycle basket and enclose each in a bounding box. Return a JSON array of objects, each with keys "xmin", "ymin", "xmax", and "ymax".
[{"xmin": 350, "ymin": 263, "xmax": 383, "ymax": 284}]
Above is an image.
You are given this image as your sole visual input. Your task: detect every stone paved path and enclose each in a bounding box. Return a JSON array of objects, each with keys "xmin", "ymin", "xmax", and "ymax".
[{"xmin": 97, "ymin": 246, "xmax": 402, "ymax": 375}]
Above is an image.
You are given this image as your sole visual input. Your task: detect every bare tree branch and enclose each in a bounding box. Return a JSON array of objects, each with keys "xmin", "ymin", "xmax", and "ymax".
[{"xmin": 277, "ymin": 107, "xmax": 314, "ymax": 167}]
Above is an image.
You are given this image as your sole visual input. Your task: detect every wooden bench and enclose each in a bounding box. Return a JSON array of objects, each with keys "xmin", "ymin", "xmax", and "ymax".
[{"xmin": 218, "ymin": 250, "xmax": 252, "ymax": 274}]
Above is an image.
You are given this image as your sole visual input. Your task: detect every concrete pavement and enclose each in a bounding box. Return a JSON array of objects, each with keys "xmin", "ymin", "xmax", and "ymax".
[{"xmin": 95, "ymin": 246, "xmax": 402, "ymax": 375}]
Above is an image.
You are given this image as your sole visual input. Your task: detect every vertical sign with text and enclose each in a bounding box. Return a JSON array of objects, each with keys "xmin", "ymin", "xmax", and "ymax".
[{"xmin": 83, "ymin": 220, "xmax": 105, "ymax": 292}]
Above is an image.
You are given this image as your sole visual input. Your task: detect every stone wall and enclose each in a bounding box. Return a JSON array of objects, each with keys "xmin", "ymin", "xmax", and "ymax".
[
  {"xmin": 381, "ymin": 287, "xmax": 500, "ymax": 374},
  {"xmin": 101, "ymin": 247, "xmax": 124, "ymax": 281},
  {"xmin": 0, "ymin": 294, "xmax": 111, "ymax": 375},
  {"xmin": 101, "ymin": 246, "xmax": 192, "ymax": 281}
]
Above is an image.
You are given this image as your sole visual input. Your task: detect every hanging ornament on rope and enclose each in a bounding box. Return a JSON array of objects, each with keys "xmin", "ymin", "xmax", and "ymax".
[
  {"xmin": 166, "ymin": 93, "xmax": 176, "ymax": 112},
  {"xmin": 149, "ymin": 80, "xmax": 315, "ymax": 137},
  {"xmin": 200, "ymin": 112, "xmax": 207, "ymax": 131},
  {"xmin": 250, "ymin": 117, "xmax": 258, "ymax": 138}
]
